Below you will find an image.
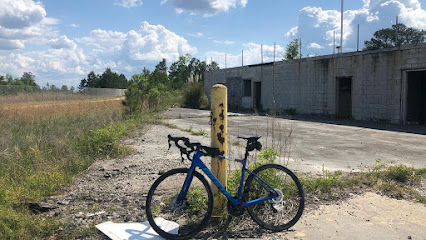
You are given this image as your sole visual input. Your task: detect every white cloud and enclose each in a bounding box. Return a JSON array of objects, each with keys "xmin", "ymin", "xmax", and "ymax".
[
  {"xmin": 188, "ymin": 32, "xmax": 204, "ymax": 37},
  {"xmin": 286, "ymin": 0, "xmax": 426, "ymax": 55},
  {"xmin": 122, "ymin": 21, "xmax": 197, "ymax": 62},
  {"xmin": 0, "ymin": 36, "xmax": 86, "ymax": 78},
  {"xmin": 0, "ymin": 0, "xmax": 58, "ymax": 50},
  {"xmin": 41, "ymin": 17, "xmax": 60, "ymax": 25},
  {"xmin": 308, "ymin": 42, "xmax": 324, "ymax": 49},
  {"xmin": 0, "ymin": 53, "xmax": 35, "ymax": 76},
  {"xmin": 0, "ymin": 3, "xmax": 199, "ymax": 87},
  {"xmin": 1, "ymin": 20, "xmax": 197, "ymax": 88},
  {"xmin": 70, "ymin": 24, "xmax": 79, "ymax": 28},
  {"xmin": 115, "ymin": 0, "xmax": 143, "ymax": 8},
  {"xmin": 205, "ymin": 42, "xmax": 285, "ymax": 68},
  {"xmin": 162, "ymin": 0, "xmax": 248, "ymax": 17},
  {"xmin": 0, "ymin": 0, "xmax": 46, "ymax": 29},
  {"xmin": 285, "ymin": 26, "xmax": 298, "ymax": 38},
  {"xmin": 77, "ymin": 21, "xmax": 197, "ymax": 73},
  {"xmin": 47, "ymin": 35, "xmax": 77, "ymax": 49},
  {"xmin": 0, "ymin": 39, "xmax": 25, "ymax": 50},
  {"xmin": 213, "ymin": 40, "xmax": 235, "ymax": 45},
  {"xmin": 78, "ymin": 29, "xmax": 127, "ymax": 49}
]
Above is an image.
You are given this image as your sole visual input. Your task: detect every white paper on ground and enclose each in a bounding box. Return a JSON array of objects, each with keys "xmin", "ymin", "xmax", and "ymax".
[{"xmin": 95, "ymin": 217, "xmax": 179, "ymax": 240}]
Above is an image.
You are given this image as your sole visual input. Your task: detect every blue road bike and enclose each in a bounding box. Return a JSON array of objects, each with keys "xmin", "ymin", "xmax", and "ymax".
[{"xmin": 146, "ymin": 135, "xmax": 304, "ymax": 239}]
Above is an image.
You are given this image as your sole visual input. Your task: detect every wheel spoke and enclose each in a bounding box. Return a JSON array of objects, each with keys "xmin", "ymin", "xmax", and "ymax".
[
  {"xmin": 245, "ymin": 164, "xmax": 304, "ymax": 231},
  {"xmin": 146, "ymin": 168, "xmax": 213, "ymax": 239}
]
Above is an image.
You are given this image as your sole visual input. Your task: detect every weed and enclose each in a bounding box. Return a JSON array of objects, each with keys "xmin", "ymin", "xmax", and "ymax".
[
  {"xmin": 84, "ymin": 118, "xmax": 138, "ymax": 157},
  {"xmin": 150, "ymin": 205, "xmax": 161, "ymax": 217},
  {"xmin": 159, "ymin": 120, "xmax": 208, "ymax": 136},
  {"xmin": 186, "ymin": 125, "xmax": 193, "ymax": 133},
  {"xmin": 384, "ymin": 164, "xmax": 419, "ymax": 184},
  {"xmin": 278, "ymin": 108, "xmax": 297, "ymax": 116},
  {"xmin": 299, "ymin": 167, "xmax": 346, "ymax": 198},
  {"xmin": 227, "ymin": 147, "xmax": 278, "ymax": 198},
  {"xmin": 194, "ymin": 129, "xmax": 207, "ymax": 136}
]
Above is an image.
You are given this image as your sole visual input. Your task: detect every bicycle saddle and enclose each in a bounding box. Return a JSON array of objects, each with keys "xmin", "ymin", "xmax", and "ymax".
[{"xmin": 237, "ymin": 136, "xmax": 261, "ymax": 142}]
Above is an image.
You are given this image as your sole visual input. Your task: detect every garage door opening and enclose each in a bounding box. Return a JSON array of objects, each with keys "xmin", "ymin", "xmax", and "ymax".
[
  {"xmin": 253, "ymin": 82, "xmax": 261, "ymax": 111},
  {"xmin": 407, "ymin": 71, "xmax": 426, "ymax": 125},
  {"xmin": 337, "ymin": 77, "xmax": 352, "ymax": 119}
]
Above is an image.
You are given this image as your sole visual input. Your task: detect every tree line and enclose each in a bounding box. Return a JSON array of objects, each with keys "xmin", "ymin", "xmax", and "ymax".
[
  {"xmin": 0, "ymin": 72, "xmax": 76, "ymax": 94},
  {"xmin": 78, "ymin": 54, "xmax": 219, "ymax": 91}
]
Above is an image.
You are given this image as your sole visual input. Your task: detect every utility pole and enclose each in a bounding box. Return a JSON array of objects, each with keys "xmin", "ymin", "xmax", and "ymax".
[
  {"xmin": 333, "ymin": 31, "xmax": 336, "ymax": 54},
  {"xmin": 225, "ymin": 54, "xmax": 227, "ymax": 69},
  {"xmin": 395, "ymin": 16, "xmax": 399, "ymax": 47},
  {"xmin": 299, "ymin": 38, "xmax": 302, "ymax": 58},
  {"xmin": 261, "ymin": 45, "xmax": 263, "ymax": 64},
  {"xmin": 242, "ymin": 50, "xmax": 244, "ymax": 66},
  {"xmin": 273, "ymin": 42, "xmax": 276, "ymax": 62},
  {"xmin": 357, "ymin": 24, "xmax": 360, "ymax": 51},
  {"xmin": 341, "ymin": 0, "xmax": 344, "ymax": 53},
  {"xmin": 273, "ymin": 42, "xmax": 276, "ymax": 110}
]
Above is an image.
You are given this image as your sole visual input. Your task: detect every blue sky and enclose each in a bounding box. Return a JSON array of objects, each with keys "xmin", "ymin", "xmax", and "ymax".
[{"xmin": 0, "ymin": 0, "xmax": 425, "ymax": 87}]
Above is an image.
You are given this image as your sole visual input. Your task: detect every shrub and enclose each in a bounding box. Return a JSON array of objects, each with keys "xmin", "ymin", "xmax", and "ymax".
[
  {"xmin": 182, "ymin": 82, "xmax": 208, "ymax": 109},
  {"xmin": 123, "ymin": 85, "xmax": 143, "ymax": 115},
  {"xmin": 148, "ymin": 87, "xmax": 160, "ymax": 110},
  {"xmin": 279, "ymin": 108, "xmax": 297, "ymax": 116}
]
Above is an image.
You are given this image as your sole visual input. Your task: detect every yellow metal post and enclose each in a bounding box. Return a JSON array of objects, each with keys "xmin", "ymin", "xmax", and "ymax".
[{"xmin": 210, "ymin": 84, "xmax": 228, "ymax": 217}]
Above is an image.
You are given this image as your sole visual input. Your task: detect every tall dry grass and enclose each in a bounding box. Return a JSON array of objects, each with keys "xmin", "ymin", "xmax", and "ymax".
[
  {"xmin": 0, "ymin": 97, "xmax": 139, "ymax": 239},
  {"xmin": 0, "ymin": 91, "xmax": 101, "ymax": 105}
]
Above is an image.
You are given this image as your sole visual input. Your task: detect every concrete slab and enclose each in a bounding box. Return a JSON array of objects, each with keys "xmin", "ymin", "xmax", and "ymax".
[
  {"xmin": 288, "ymin": 192, "xmax": 426, "ymax": 240},
  {"xmin": 163, "ymin": 107, "xmax": 246, "ymax": 119},
  {"xmin": 164, "ymin": 108, "xmax": 426, "ymax": 173}
]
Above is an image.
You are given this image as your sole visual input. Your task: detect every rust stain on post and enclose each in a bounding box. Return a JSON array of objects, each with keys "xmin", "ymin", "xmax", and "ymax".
[{"xmin": 210, "ymin": 84, "xmax": 227, "ymax": 218}]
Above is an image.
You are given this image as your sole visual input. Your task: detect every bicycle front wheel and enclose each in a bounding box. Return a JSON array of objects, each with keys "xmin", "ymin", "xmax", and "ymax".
[
  {"xmin": 244, "ymin": 164, "xmax": 304, "ymax": 231},
  {"xmin": 145, "ymin": 168, "xmax": 213, "ymax": 240}
]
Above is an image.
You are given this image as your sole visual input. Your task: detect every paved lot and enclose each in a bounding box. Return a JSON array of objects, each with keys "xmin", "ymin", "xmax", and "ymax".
[{"xmin": 164, "ymin": 108, "xmax": 426, "ymax": 173}]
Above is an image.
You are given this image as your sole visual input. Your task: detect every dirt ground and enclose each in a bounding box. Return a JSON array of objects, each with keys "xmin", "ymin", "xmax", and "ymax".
[{"xmin": 41, "ymin": 110, "xmax": 426, "ymax": 239}]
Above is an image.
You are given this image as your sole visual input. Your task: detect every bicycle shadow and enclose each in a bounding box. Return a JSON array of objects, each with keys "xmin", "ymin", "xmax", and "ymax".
[
  {"xmin": 198, "ymin": 217, "xmax": 295, "ymax": 239},
  {"xmin": 125, "ymin": 228, "xmax": 158, "ymax": 240}
]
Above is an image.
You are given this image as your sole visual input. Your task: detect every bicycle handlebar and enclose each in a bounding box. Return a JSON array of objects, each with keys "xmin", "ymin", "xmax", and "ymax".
[{"xmin": 167, "ymin": 135, "xmax": 223, "ymax": 162}]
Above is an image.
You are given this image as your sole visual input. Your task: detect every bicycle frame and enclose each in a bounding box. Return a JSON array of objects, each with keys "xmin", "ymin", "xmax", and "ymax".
[{"xmin": 177, "ymin": 150, "xmax": 279, "ymax": 208}]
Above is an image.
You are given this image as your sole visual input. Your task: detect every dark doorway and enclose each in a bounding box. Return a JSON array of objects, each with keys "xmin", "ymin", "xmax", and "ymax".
[
  {"xmin": 337, "ymin": 77, "xmax": 352, "ymax": 118},
  {"xmin": 407, "ymin": 71, "xmax": 426, "ymax": 125},
  {"xmin": 253, "ymin": 82, "xmax": 262, "ymax": 111}
]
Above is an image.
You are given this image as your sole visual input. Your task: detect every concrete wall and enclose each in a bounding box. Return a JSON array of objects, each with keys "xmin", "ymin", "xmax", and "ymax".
[
  {"xmin": 204, "ymin": 43, "xmax": 426, "ymax": 124},
  {"xmin": 82, "ymin": 88, "xmax": 126, "ymax": 97}
]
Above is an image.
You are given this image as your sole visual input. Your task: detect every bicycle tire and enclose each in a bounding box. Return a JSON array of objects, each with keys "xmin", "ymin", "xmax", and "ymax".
[
  {"xmin": 145, "ymin": 168, "xmax": 213, "ymax": 239},
  {"xmin": 244, "ymin": 164, "xmax": 304, "ymax": 231}
]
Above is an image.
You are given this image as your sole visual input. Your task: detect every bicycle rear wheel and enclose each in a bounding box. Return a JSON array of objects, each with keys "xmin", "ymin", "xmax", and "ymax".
[
  {"xmin": 145, "ymin": 168, "xmax": 213, "ymax": 240},
  {"xmin": 244, "ymin": 164, "xmax": 304, "ymax": 231}
]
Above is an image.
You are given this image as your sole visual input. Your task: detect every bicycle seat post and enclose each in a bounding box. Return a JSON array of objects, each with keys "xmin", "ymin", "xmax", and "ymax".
[{"xmin": 238, "ymin": 136, "xmax": 262, "ymax": 159}]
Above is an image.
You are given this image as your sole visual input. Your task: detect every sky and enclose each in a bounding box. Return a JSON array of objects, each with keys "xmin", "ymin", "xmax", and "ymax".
[{"xmin": 0, "ymin": 0, "xmax": 425, "ymax": 88}]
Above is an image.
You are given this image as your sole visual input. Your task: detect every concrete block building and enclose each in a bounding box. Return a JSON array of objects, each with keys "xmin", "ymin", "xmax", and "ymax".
[{"xmin": 204, "ymin": 43, "xmax": 426, "ymax": 124}]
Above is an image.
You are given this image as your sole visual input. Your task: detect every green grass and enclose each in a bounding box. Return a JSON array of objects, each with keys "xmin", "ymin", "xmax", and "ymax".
[
  {"xmin": 228, "ymin": 150, "xmax": 425, "ymax": 204},
  {"xmin": 298, "ymin": 160, "xmax": 426, "ymax": 202}
]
